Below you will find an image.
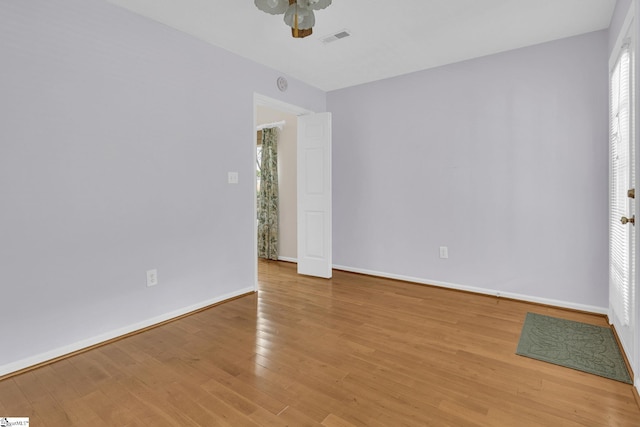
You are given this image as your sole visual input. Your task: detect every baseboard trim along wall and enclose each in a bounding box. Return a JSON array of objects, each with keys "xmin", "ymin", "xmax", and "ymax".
[
  {"xmin": 332, "ymin": 264, "xmax": 609, "ymax": 315},
  {"xmin": 0, "ymin": 287, "xmax": 255, "ymax": 379}
]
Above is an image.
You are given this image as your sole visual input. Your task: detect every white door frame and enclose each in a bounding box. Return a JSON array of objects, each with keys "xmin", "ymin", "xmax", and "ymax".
[
  {"xmin": 253, "ymin": 93, "xmax": 313, "ymax": 291},
  {"xmin": 632, "ymin": 1, "xmax": 640, "ymax": 392}
]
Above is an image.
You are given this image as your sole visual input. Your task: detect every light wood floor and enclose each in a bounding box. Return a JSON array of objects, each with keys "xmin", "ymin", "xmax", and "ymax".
[{"xmin": 1, "ymin": 260, "xmax": 639, "ymax": 426}]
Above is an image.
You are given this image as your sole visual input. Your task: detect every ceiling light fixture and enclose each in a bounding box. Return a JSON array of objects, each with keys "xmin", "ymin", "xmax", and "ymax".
[{"xmin": 254, "ymin": 0, "xmax": 332, "ymax": 39}]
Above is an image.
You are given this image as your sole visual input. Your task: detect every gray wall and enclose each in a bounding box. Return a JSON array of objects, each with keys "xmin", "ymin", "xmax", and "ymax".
[
  {"xmin": 329, "ymin": 30, "xmax": 609, "ymax": 310},
  {"xmin": 0, "ymin": 0, "xmax": 324, "ymax": 373},
  {"xmin": 0, "ymin": 0, "xmax": 614, "ymax": 375}
]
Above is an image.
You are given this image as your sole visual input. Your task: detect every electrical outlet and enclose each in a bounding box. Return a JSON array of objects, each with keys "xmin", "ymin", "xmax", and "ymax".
[
  {"xmin": 439, "ymin": 246, "xmax": 449, "ymax": 259},
  {"xmin": 146, "ymin": 269, "xmax": 158, "ymax": 287},
  {"xmin": 228, "ymin": 172, "xmax": 239, "ymax": 184}
]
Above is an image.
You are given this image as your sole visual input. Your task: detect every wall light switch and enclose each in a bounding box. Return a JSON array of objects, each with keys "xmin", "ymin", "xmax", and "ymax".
[
  {"xmin": 439, "ymin": 246, "xmax": 449, "ymax": 259},
  {"xmin": 228, "ymin": 172, "xmax": 239, "ymax": 184},
  {"xmin": 146, "ymin": 269, "xmax": 158, "ymax": 287}
]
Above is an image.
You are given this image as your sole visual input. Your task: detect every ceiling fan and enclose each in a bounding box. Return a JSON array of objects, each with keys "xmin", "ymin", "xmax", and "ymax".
[{"xmin": 254, "ymin": 0, "xmax": 332, "ymax": 39}]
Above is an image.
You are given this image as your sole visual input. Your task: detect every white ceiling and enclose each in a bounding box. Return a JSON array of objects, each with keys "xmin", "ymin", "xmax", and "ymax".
[{"xmin": 106, "ymin": 0, "xmax": 616, "ymax": 92}]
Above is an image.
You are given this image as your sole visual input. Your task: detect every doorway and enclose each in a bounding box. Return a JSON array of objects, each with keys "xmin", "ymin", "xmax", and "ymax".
[{"xmin": 253, "ymin": 94, "xmax": 313, "ymax": 290}]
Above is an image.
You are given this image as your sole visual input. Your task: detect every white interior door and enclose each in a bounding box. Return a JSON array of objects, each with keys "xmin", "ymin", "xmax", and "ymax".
[
  {"xmin": 297, "ymin": 112, "xmax": 332, "ymax": 278},
  {"xmin": 609, "ymin": 18, "xmax": 636, "ymax": 375}
]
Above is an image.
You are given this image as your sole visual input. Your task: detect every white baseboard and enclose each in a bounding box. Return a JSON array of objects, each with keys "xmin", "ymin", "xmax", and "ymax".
[
  {"xmin": 278, "ymin": 256, "xmax": 297, "ymax": 263},
  {"xmin": 332, "ymin": 264, "xmax": 608, "ymax": 315},
  {"xmin": 0, "ymin": 286, "xmax": 254, "ymax": 378}
]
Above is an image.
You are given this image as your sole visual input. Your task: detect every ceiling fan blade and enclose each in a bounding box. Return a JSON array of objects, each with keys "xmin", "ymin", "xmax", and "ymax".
[{"xmin": 254, "ymin": 0, "xmax": 289, "ymax": 15}]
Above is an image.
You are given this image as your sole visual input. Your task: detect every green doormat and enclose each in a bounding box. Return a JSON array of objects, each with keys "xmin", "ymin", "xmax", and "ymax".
[{"xmin": 516, "ymin": 312, "xmax": 632, "ymax": 384}]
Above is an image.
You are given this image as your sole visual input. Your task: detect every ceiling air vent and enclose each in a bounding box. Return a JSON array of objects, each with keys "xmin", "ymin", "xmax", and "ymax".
[{"xmin": 321, "ymin": 29, "xmax": 351, "ymax": 44}]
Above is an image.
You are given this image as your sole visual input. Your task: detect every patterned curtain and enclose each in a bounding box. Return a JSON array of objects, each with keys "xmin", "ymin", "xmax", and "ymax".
[{"xmin": 258, "ymin": 127, "xmax": 279, "ymax": 260}]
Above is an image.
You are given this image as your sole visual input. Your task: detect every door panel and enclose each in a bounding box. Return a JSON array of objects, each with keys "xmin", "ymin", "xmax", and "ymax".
[
  {"xmin": 609, "ymin": 20, "xmax": 635, "ymax": 376},
  {"xmin": 297, "ymin": 113, "xmax": 332, "ymax": 278}
]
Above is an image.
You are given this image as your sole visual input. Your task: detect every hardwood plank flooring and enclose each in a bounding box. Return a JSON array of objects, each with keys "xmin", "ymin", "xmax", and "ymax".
[{"xmin": 1, "ymin": 259, "xmax": 639, "ymax": 426}]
